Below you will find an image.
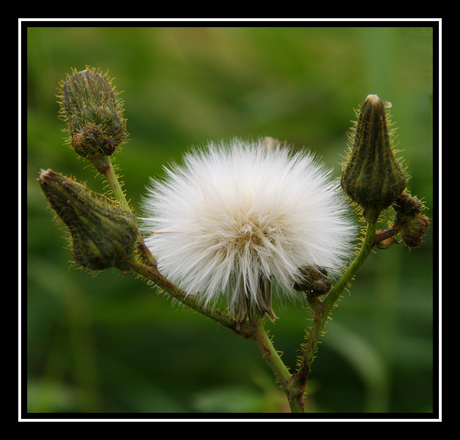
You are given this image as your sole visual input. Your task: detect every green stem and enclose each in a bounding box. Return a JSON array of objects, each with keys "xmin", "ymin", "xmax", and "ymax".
[
  {"xmin": 93, "ymin": 155, "xmax": 157, "ymax": 267},
  {"xmin": 295, "ymin": 220, "xmax": 378, "ymax": 402},
  {"xmin": 91, "ymin": 156, "xmax": 131, "ymax": 212},
  {"xmin": 322, "ymin": 220, "xmax": 378, "ymax": 322},
  {"xmin": 250, "ymin": 318, "xmax": 304, "ymax": 413},
  {"xmin": 113, "ymin": 146, "xmax": 375, "ymax": 413},
  {"xmin": 129, "ymin": 258, "xmax": 257, "ymax": 337},
  {"xmin": 130, "ymin": 254, "xmax": 303, "ymax": 411}
]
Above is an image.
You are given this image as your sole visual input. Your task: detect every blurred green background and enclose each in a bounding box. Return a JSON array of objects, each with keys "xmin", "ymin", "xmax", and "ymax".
[{"xmin": 26, "ymin": 25, "xmax": 435, "ymax": 415}]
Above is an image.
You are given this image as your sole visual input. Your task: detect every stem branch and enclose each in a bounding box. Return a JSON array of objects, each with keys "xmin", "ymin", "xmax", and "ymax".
[
  {"xmin": 93, "ymin": 155, "xmax": 157, "ymax": 267},
  {"xmin": 295, "ymin": 220, "xmax": 378, "ymax": 403},
  {"xmin": 130, "ymin": 254, "xmax": 302, "ymax": 411},
  {"xmin": 117, "ymin": 149, "xmax": 377, "ymax": 413},
  {"xmin": 129, "ymin": 258, "xmax": 256, "ymax": 338}
]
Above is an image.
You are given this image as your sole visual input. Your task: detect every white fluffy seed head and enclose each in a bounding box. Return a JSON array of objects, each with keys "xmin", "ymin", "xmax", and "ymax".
[{"xmin": 141, "ymin": 138, "xmax": 357, "ymax": 320}]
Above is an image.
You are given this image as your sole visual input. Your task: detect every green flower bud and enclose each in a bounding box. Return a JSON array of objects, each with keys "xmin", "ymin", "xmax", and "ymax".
[
  {"xmin": 399, "ymin": 215, "xmax": 430, "ymax": 248},
  {"xmin": 57, "ymin": 67, "xmax": 128, "ymax": 159},
  {"xmin": 341, "ymin": 95, "xmax": 407, "ymax": 223},
  {"xmin": 38, "ymin": 169, "xmax": 138, "ymax": 271},
  {"xmin": 393, "ymin": 193, "xmax": 429, "ymax": 248}
]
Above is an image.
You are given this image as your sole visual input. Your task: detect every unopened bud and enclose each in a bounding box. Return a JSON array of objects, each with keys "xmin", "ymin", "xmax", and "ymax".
[
  {"xmin": 71, "ymin": 124, "xmax": 116, "ymax": 159},
  {"xmin": 260, "ymin": 136, "xmax": 286, "ymax": 150},
  {"xmin": 58, "ymin": 67, "xmax": 127, "ymax": 159},
  {"xmin": 38, "ymin": 169, "xmax": 138, "ymax": 271},
  {"xmin": 399, "ymin": 215, "xmax": 430, "ymax": 248},
  {"xmin": 393, "ymin": 192, "xmax": 429, "ymax": 247},
  {"xmin": 293, "ymin": 265, "xmax": 331, "ymax": 297},
  {"xmin": 341, "ymin": 95, "xmax": 406, "ymax": 223},
  {"xmin": 393, "ymin": 193, "xmax": 423, "ymax": 219},
  {"xmin": 375, "ymin": 236, "xmax": 398, "ymax": 250}
]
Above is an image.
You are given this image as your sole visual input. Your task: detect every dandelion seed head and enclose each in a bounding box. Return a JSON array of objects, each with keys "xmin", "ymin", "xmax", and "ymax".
[{"xmin": 141, "ymin": 138, "xmax": 357, "ymax": 319}]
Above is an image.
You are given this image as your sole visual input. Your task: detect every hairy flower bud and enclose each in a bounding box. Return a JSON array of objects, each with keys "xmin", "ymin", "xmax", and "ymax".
[
  {"xmin": 71, "ymin": 124, "xmax": 115, "ymax": 159},
  {"xmin": 341, "ymin": 95, "xmax": 406, "ymax": 223},
  {"xmin": 393, "ymin": 193, "xmax": 429, "ymax": 248},
  {"xmin": 399, "ymin": 215, "xmax": 430, "ymax": 248},
  {"xmin": 57, "ymin": 67, "xmax": 128, "ymax": 159},
  {"xmin": 292, "ymin": 265, "xmax": 331, "ymax": 297},
  {"xmin": 393, "ymin": 192, "xmax": 423, "ymax": 219},
  {"xmin": 38, "ymin": 169, "xmax": 138, "ymax": 271}
]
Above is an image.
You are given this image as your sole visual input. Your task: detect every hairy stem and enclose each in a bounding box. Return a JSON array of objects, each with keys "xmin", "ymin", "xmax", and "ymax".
[
  {"xmin": 129, "ymin": 258, "xmax": 258, "ymax": 337},
  {"xmin": 323, "ymin": 220, "xmax": 378, "ymax": 320},
  {"xmin": 132, "ymin": 255, "xmax": 304, "ymax": 412},
  {"xmin": 294, "ymin": 220, "xmax": 378, "ymax": 404},
  {"xmin": 250, "ymin": 318, "xmax": 304, "ymax": 413},
  {"xmin": 91, "ymin": 156, "xmax": 131, "ymax": 212},
  {"xmin": 92, "ymin": 155, "xmax": 157, "ymax": 267},
  {"xmin": 129, "ymin": 221, "xmax": 380, "ymax": 414}
]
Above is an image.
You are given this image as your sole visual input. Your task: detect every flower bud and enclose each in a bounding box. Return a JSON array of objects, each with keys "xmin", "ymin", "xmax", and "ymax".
[
  {"xmin": 399, "ymin": 215, "xmax": 430, "ymax": 248},
  {"xmin": 38, "ymin": 169, "xmax": 138, "ymax": 271},
  {"xmin": 58, "ymin": 67, "xmax": 128, "ymax": 159},
  {"xmin": 293, "ymin": 265, "xmax": 331, "ymax": 297},
  {"xmin": 341, "ymin": 95, "xmax": 406, "ymax": 223},
  {"xmin": 71, "ymin": 124, "xmax": 116, "ymax": 159},
  {"xmin": 375, "ymin": 236, "xmax": 398, "ymax": 250},
  {"xmin": 393, "ymin": 193, "xmax": 429, "ymax": 248},
  {"xmin": 393, "ymin": 193, "xmax": 423, "ymax": 219}
]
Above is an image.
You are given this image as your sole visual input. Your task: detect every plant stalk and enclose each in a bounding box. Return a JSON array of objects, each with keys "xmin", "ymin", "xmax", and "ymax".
[
  {"xmin": 93, "ymin": 155, "xmax": 157, "ymax": 267},
  {"xmin": 130, "ymin": 221, "xmax": 378, "ymax": 413},
  {"xmin": 91, "ymin": 155, "xmax": 131, "ymax": 212},
  {"xmin": 129, "ymin": 258, "xmax": 259, "ymax": 336},
  {"xmin": 113, "ymin": 145, "xmax": 377, "ymax": 413},
  {"xmin": 293, "ymin": 219, "xmax": 378, "ymax": 405},
  {"xmin": 250, "ymin": 318, "xmax": 304, "ymax": 413}
]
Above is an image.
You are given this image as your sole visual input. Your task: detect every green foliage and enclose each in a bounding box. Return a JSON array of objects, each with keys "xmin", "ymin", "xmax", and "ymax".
[{"xmin": 27, "ymin": 26, "xmax": 434, "ymax": 414}]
